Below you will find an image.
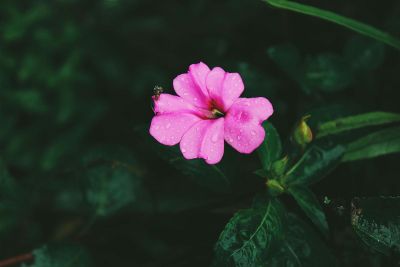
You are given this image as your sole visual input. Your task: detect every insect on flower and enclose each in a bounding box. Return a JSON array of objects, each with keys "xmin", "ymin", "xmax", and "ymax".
[
  {"xmin": 149, "ymin": 62, "xmax": 274, "ymax": 164},
  {"xmin": 153, "ymin": 86, "xmax": 164, "ymax": 101}
]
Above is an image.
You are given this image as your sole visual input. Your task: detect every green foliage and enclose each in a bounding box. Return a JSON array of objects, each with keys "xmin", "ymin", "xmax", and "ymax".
[
  {"xmin": 257, "ymin": 122, "xmax": 282, "ymax": 172},
  {"xmin": 284, "ymin": 142, "xmax": 346, "ymax": 186},
  {"xmin": 265, "ymin": 214, "xmax": 337, "ymax": 267},
  {"xmin": 351, "ymin": 197, "xmax": 400, "ymax": 255},
  {"xmin": 289, "ymin": 186, "xmax": 329, "ymax": 236},
  {"xmin": 317, "ymin": 112, "xmax": 400, "ymax": 138},
  {"xmin": 344, "ymin": 36, "xmax": 385, "ymax": 71},
  {"xmin": 0, "ymin": 0, "xmax": 399, "ymax": 266},
  {"xmin": 25, "ymin": 244, "xmax": 92, "ymax": 267},
  {"xmin": 52, "ymin": 152, "xmax": 143, "ymax": 217},
  {"xmin": 303, "ymin": 53, "xmax": 353, "ymax": 93},
  {"xmin": 343, "ymin": 126, "xmax": 400, "ymax": 161},
  {"xmin": 213, "ymin": 197, "xmax": 285, "ymax": 266},
  {"xmin": 263, "ymin": 0, "xmax": 400, "ymax": 50}
]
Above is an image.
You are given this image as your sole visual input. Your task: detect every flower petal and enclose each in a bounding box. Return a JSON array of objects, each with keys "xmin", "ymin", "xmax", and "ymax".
[
  {"xmin": 229, "ymin": 97, "xmax": 273, "ymax": 122},
  {"xmin": 224, "ymin": 97, "xmax": 273, "ymax": 153},
  {"xmin": 206, "ymin": 67, "xmax": 244, "ymax": 111},
  {"xmin": 149, "ymin": 113, "xmax": 201, "ymax": 146},
  {"xmin": 189, "ymin": 62, "xmax": 210, "ymax": 97},
  {"xmin": 173, "ymin": 62, "xmax": 211, "ymax": 108},
  {"xmin": 153, "ymin": 93, "xmax": 198, "ymax": 115},
  {"xmin": 180, "ymin": 118, "xmax": 225, "ymax": 164}
]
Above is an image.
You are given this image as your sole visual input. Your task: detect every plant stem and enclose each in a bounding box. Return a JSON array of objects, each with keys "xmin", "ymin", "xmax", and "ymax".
[
  {"xmin": 263, "ymin": 0, "xmax": 400, "ymax": 50},
  {"xmin": 0, "ymin": 253, "xmax": 33, "ymax": 267}
]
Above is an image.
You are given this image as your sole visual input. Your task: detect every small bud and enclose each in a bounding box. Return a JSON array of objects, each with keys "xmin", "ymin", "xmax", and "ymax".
[
  {"xmin": 266, "ymin": 179, "xmax": 285, "ymax": 196},
  {"xmin": 271, "ymin": 156, "xmax": 289, "ymax": 177},
  {"xmin": 293, "ymin": 115, "xmax": 313, "ymax": 147}
]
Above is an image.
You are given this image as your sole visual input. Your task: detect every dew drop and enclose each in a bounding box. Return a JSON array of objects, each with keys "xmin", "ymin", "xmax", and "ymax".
[
  {"xmin": 181, "ymin": 148, "xmax": 187, "ymax": 153},
  {"xmin": 166, "ymin": 123, "xmax": 171, "ymax": 129},
  {"xmin": 237, "ymin": 135, "xmax": 241, "ymax": 140},
  {"xmin": 194, "ymin": 97, "xmax": 198, "ymax": 101},
  {"xmin": 154, "ymin": 125, "xmax": 160, "ymax": 130},
  {"xmin": 211, "ymin": 133, "xmax": 219, "ymax": 143},
  {"xmin": 251, "ymin": 130, "xmax": 256, "ymax": 136}
]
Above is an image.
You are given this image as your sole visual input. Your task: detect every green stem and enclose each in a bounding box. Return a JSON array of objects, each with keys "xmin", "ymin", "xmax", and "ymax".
[{"xmin": 263, "ymin": 0, "xmax": 400, "ymax": 50}]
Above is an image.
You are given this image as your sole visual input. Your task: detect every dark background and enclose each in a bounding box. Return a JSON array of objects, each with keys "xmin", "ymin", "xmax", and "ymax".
[{"xmin": 0, "ymin": 0, "xmax": 399, "ymax": 266}]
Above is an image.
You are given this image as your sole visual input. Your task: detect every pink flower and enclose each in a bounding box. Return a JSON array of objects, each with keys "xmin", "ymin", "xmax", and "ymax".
[{"xmin": 149, "ymin": 62, "xmax": 273, "ymax": 164}]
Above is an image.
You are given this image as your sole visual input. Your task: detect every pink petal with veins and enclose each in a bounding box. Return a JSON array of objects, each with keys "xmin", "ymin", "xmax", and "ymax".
[
  {"xmin": 224, "ymin": 97, "xmax": 273, "ymax": 153},
  {"xmin": 206, "ymin": 67, "xmax": 244, "ymax": 111},
  {"xmin": 180, "ymin": 118, "xmax": 225, "ymax": 164},
  {"xmin": 149, "ymin": 113, "xmax": 201, "ymax": 146}
]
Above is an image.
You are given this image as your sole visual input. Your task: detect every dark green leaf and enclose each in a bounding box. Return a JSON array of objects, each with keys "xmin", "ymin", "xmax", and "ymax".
[
  {"xmin": 25, "ymin": 244, "xmax": 92, "ymax": 267},
  {"xmin": 289, "ymin": 186, "xmax": 329, "ymax": 236},
  {"xmin": 351, "ymin": 196, "xmax": 400, "ymax": 255},
  {"xmin": 344, "ymin": 35, "xmax": 385, "ymax": 71},
  {"xmin": 257, "ymin": 121, "xmax": 282, "ymax": 171},
  {"xmin": 343, "ymin": 126, "xmax": 400, "ymax": 162},
  {"xmin": 317, "ymin": 112, "xmax": 400, "ymax": 138},
  {"xmin": 213, "ymin": 198, "xmax": 285, "ymax": 266},
  {"xmin": 303, "ymin": 53, "xmax": 352, "ymax": 93},
  {"xmin": 285, "ymin": 142, "xmax": 346, "ymax": 186},
  {"xmin": 54, "ymin": 157, "xmax": 143, "ymax": 217},
  {"xmin": 265, "ymin": 214, "xmax": 337, "ymax": 267},
  {"xmin": 263, "ymin": 0, "xmax": 400, "ymax": 50}
]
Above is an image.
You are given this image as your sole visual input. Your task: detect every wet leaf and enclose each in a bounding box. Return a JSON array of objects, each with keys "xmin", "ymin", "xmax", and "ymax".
[
  {"xmin": 351, "ymin": 196, "xmax": 400, "ymax": 255},
  {"xmin": 285, "ymin": 142, "xmax": 346, "ymax": 186},
  {"xmin": 289, "ymin": 186, "xmax": 329, "ymax": 236},
  {"xmin": 265, "ymin": 214, "xmax": 337, "ymax": 267},
  {"xmin": 213, "ymin": 197, "xmax": 285, "ymax": 266}
]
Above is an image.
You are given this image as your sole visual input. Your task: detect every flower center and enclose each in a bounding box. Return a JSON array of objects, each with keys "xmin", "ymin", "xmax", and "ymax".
[{"xmin": 211, "ymin": 108, "xmax": 225, "ymax": 118}]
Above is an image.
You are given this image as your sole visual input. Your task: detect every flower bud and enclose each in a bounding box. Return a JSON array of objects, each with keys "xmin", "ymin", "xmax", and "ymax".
[
  {"xmin": 266, "ymin": 179, "xmax": 285, "ymax": 196},
  {"xmin": 293, "ymin": 115, "xmax": 313, "ymax": 147},
  {"xmin": 271, "ymin": 156, "xmax": 289, "ymax": 177}
]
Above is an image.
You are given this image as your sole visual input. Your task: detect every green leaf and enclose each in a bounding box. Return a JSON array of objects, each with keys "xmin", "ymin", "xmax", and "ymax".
[
  {"xmin": 265, "ymin": 214, "xmax": 337, "ymax": 267},
  {"xmin": 25, "ymin": 244, "xmax": 92, "ymax": 267},
  {"xmin": 344, "ymin": 36, "xmax": 385, "ymax": 71},
  {"xmin": 303, "ymin": 53, "xmax": 352, "ymax": 93},
  {"xmin": 317, "ymin": 112, "xmax": 400, "ymax": 138},
  {"xmin": 285, "ymin": 142, "xmax": 346, "ymax": 186},
  {"xmin": 342, "ymin": 126, "xmax": 400, "ymax": 162},
  {"xmin": 213, "ymin": 197, "xmax": 285, "ymax": 266},
  {"xmin": 289, "ymin": 186, "xmax": 329, "ymax": 236},
  {"xmin": 351, "ymin": 196, "xmax": 400, "ymax": 255},
  {"xmin": 85, "ymin": 164, "xmax": 137, "ymax": 217},
  {"xmin": 53, "ymin": 157, "xmax": 142, "ymax": 217},
  {"xmin": 257, "ymin": 121, "xmax": 282, "ymax": 171},
  {"xmin": 263, "ymin": 0, "xmax": 400, "ymax": 50}
]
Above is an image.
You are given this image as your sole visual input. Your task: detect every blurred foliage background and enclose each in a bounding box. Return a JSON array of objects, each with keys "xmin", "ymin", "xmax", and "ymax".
[{"xmin": 0, "ymin": 0, "xmax": 400, "ymax": 266}]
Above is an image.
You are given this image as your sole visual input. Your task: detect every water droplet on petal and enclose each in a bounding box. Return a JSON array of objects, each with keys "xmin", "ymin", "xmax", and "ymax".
[
  {"xmin": 211, "ymin": 133, "xmax": 219, "ymax": 143},
  {"xmin": 166, "ymin": 123, "xmax": 171, "ymax": 129},
  {"xmin": 237, "ymin": 135, "xmax": 241, "ymax": 140},
  {"xmin": 181, "ymin": 148, "xmax": 187, "ymax": 153},
  {"xmin": 154, "ymin": 125, "xmax": 160, "ymax": 130},
  {"xmin": 194, "ymin": 97, "xmax": 198, "ymax": 101},
  {"xmin": 251, "ymin": 130, "xmax": 256, "ymax": 136}
]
